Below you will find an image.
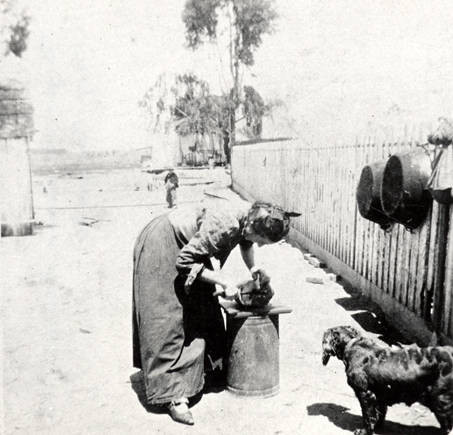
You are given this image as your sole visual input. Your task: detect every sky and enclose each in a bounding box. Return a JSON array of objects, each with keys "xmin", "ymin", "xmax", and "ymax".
[{"xmin": 2, "ymin": 0, "xmax": 453, "ymax": 150}]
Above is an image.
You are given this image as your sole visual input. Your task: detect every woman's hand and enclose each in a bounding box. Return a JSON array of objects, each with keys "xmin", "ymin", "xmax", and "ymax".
[
  {"xmin": 213, "ymin": 283, "xmax": 240, "ymax": 300},
  {"xmin": 250, "ymin": 266, "xmax": 271, "ymax": 286},
  {"xmin": 224, "ymin": 284, "xmax": 240, "ymax": 300}
]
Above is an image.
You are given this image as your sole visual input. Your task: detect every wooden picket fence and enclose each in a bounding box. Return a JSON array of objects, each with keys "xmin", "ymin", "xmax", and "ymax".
[{"xmin": 231, "ymin": 132, "xmax": 453, "ymax": 344}]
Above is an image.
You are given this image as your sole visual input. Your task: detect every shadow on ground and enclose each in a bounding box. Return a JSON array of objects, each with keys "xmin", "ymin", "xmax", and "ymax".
[
  {"xmin": 129, "ymin": 371, "xmax": 167, "ymax": 414},
  {"xmin": 307, "ymin": 403, "xmax": 439, "ymax": 434},
  {"xmin": 334, "ymin": 284, "xmax": 413, "ymax": 345}
]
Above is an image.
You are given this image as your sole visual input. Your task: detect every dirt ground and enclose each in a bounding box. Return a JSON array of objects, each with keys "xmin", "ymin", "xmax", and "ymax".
[{"xmin": 2, "ymin": 168, "xmax": 441, "ymax": 434}]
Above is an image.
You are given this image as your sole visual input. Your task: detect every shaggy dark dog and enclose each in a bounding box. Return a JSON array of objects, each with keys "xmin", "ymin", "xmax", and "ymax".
[{"xmin": 322, "ymin": 326, "xmax": 453, "ymax": 435}]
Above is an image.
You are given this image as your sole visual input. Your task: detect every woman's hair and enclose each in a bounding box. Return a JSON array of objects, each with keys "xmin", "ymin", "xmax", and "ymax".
[{"xmin": 247, "ymin": 201, "xmax": 299, "ymax": 242}]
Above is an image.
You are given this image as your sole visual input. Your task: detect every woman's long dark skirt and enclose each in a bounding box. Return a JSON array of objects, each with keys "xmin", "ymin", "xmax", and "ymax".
[{"xmin": 132, "ymin": 214, "xmax": 226, "ymax": 405}]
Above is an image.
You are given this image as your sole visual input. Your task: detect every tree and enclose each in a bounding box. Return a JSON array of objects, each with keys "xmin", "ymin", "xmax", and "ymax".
[
  {"xmin": 138, "ymin": 73, "xmax": 175, "ymax": 134},
  {"xmin": 242, "ymin": 85, "xmax": 266, "ymax": 137},
  {"xmin": 1, "ymin": 0, "xmax": 30, "ymax": 58},
  {"xmin": 139, "ymin": 73, "xmax": 270, "ymax": 162},
  {"xmin": 182, "ymin": 0, "xmax": 277, "ymax": 162},
  {"xmin": 139, "ymin": 72, "xmax": 225, "ymax": 139},
  {"xmin": 172, "ymin": 73, "xmax": 214, "ymax": 137}
]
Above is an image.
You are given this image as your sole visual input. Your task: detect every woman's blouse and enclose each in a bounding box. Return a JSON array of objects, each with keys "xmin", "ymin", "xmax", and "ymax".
[{"xmin": 168, "ymin": 200, "xmax": 252, "ymax": 288}]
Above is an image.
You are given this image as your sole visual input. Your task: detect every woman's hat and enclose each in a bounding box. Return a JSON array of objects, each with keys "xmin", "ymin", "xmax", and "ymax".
[{"xmin": 249, "ymin": 202, "xmax": 301, "ymax": 241}]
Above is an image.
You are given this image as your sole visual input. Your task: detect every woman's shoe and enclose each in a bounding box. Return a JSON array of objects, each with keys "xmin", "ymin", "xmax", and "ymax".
[{"xmin": 167, "ymin": 399, "xmax": 194, "ymax": 425}]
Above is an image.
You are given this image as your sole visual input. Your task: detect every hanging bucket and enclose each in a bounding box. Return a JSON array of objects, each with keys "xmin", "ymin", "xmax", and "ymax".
[
  {"xmin": 381, "ymin": 149, "xmax": 432, "ymax": 230},
  {"xmin": 356, "ymin": 160, "xmax": 392, "ymax": 230}
]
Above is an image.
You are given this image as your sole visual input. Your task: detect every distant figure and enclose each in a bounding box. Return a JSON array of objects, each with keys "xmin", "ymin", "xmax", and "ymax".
[{"xmin": 164, "ymin": 169, "xmax": 179, "ymax": 208}]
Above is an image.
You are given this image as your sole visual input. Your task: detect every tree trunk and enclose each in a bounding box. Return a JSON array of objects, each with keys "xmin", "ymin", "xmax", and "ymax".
[
  {"xmin": 226, "ymin": 3, "xmax": 241, "ymax": 165},
  {"xmin": 223, "ymin": 128, "xmax": 231, "ymax": 164}
]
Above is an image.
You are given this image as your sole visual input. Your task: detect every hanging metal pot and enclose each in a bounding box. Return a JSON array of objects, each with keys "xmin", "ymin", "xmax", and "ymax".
[
  {"xmin": 381, "ymin": 148, "xmax": 432, "ymax": 230},
  {"xmin": 356, "ymin": 160, "xmax": 392, "ymax": 230}
]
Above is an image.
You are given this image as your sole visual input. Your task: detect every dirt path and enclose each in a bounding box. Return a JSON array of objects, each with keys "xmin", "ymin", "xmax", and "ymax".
[{"xmin": 2, "ymin": 168, "xmax": 440, "ymax": 434}]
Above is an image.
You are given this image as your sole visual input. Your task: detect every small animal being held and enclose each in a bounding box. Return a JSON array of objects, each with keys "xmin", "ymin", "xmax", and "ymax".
[{"xmin": 321, "ymin": 325, "xmax": 453, "ymax": 435}]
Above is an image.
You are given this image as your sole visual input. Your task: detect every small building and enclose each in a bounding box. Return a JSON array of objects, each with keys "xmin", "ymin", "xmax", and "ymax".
[
  {"xmin": 0, "ymin": 57, "xmax": 34, "ymax": 237},
  {"xmin": 178, "ymin": 132, "xmax": 226, "ymax": 167}
]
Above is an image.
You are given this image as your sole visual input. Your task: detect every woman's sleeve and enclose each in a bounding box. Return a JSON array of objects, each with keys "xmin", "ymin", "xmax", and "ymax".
[
  {"xmin": 176, "ymin": 212, "xmax": 238, "ymax": 288},
  {"xmin": 239, "ymin": 239, "xmax": 253, "ymax": 249}
]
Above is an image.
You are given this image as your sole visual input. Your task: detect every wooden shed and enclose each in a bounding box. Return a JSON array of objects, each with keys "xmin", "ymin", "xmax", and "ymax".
[{"xmin": 0, "ymin": 70, "xmax": 34, "ymax": 237}]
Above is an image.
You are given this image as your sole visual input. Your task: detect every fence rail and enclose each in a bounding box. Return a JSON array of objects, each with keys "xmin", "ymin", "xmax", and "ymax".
[{"xmin": 231, "ymin": 134, "xmax": 453, "ymax": 343}]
